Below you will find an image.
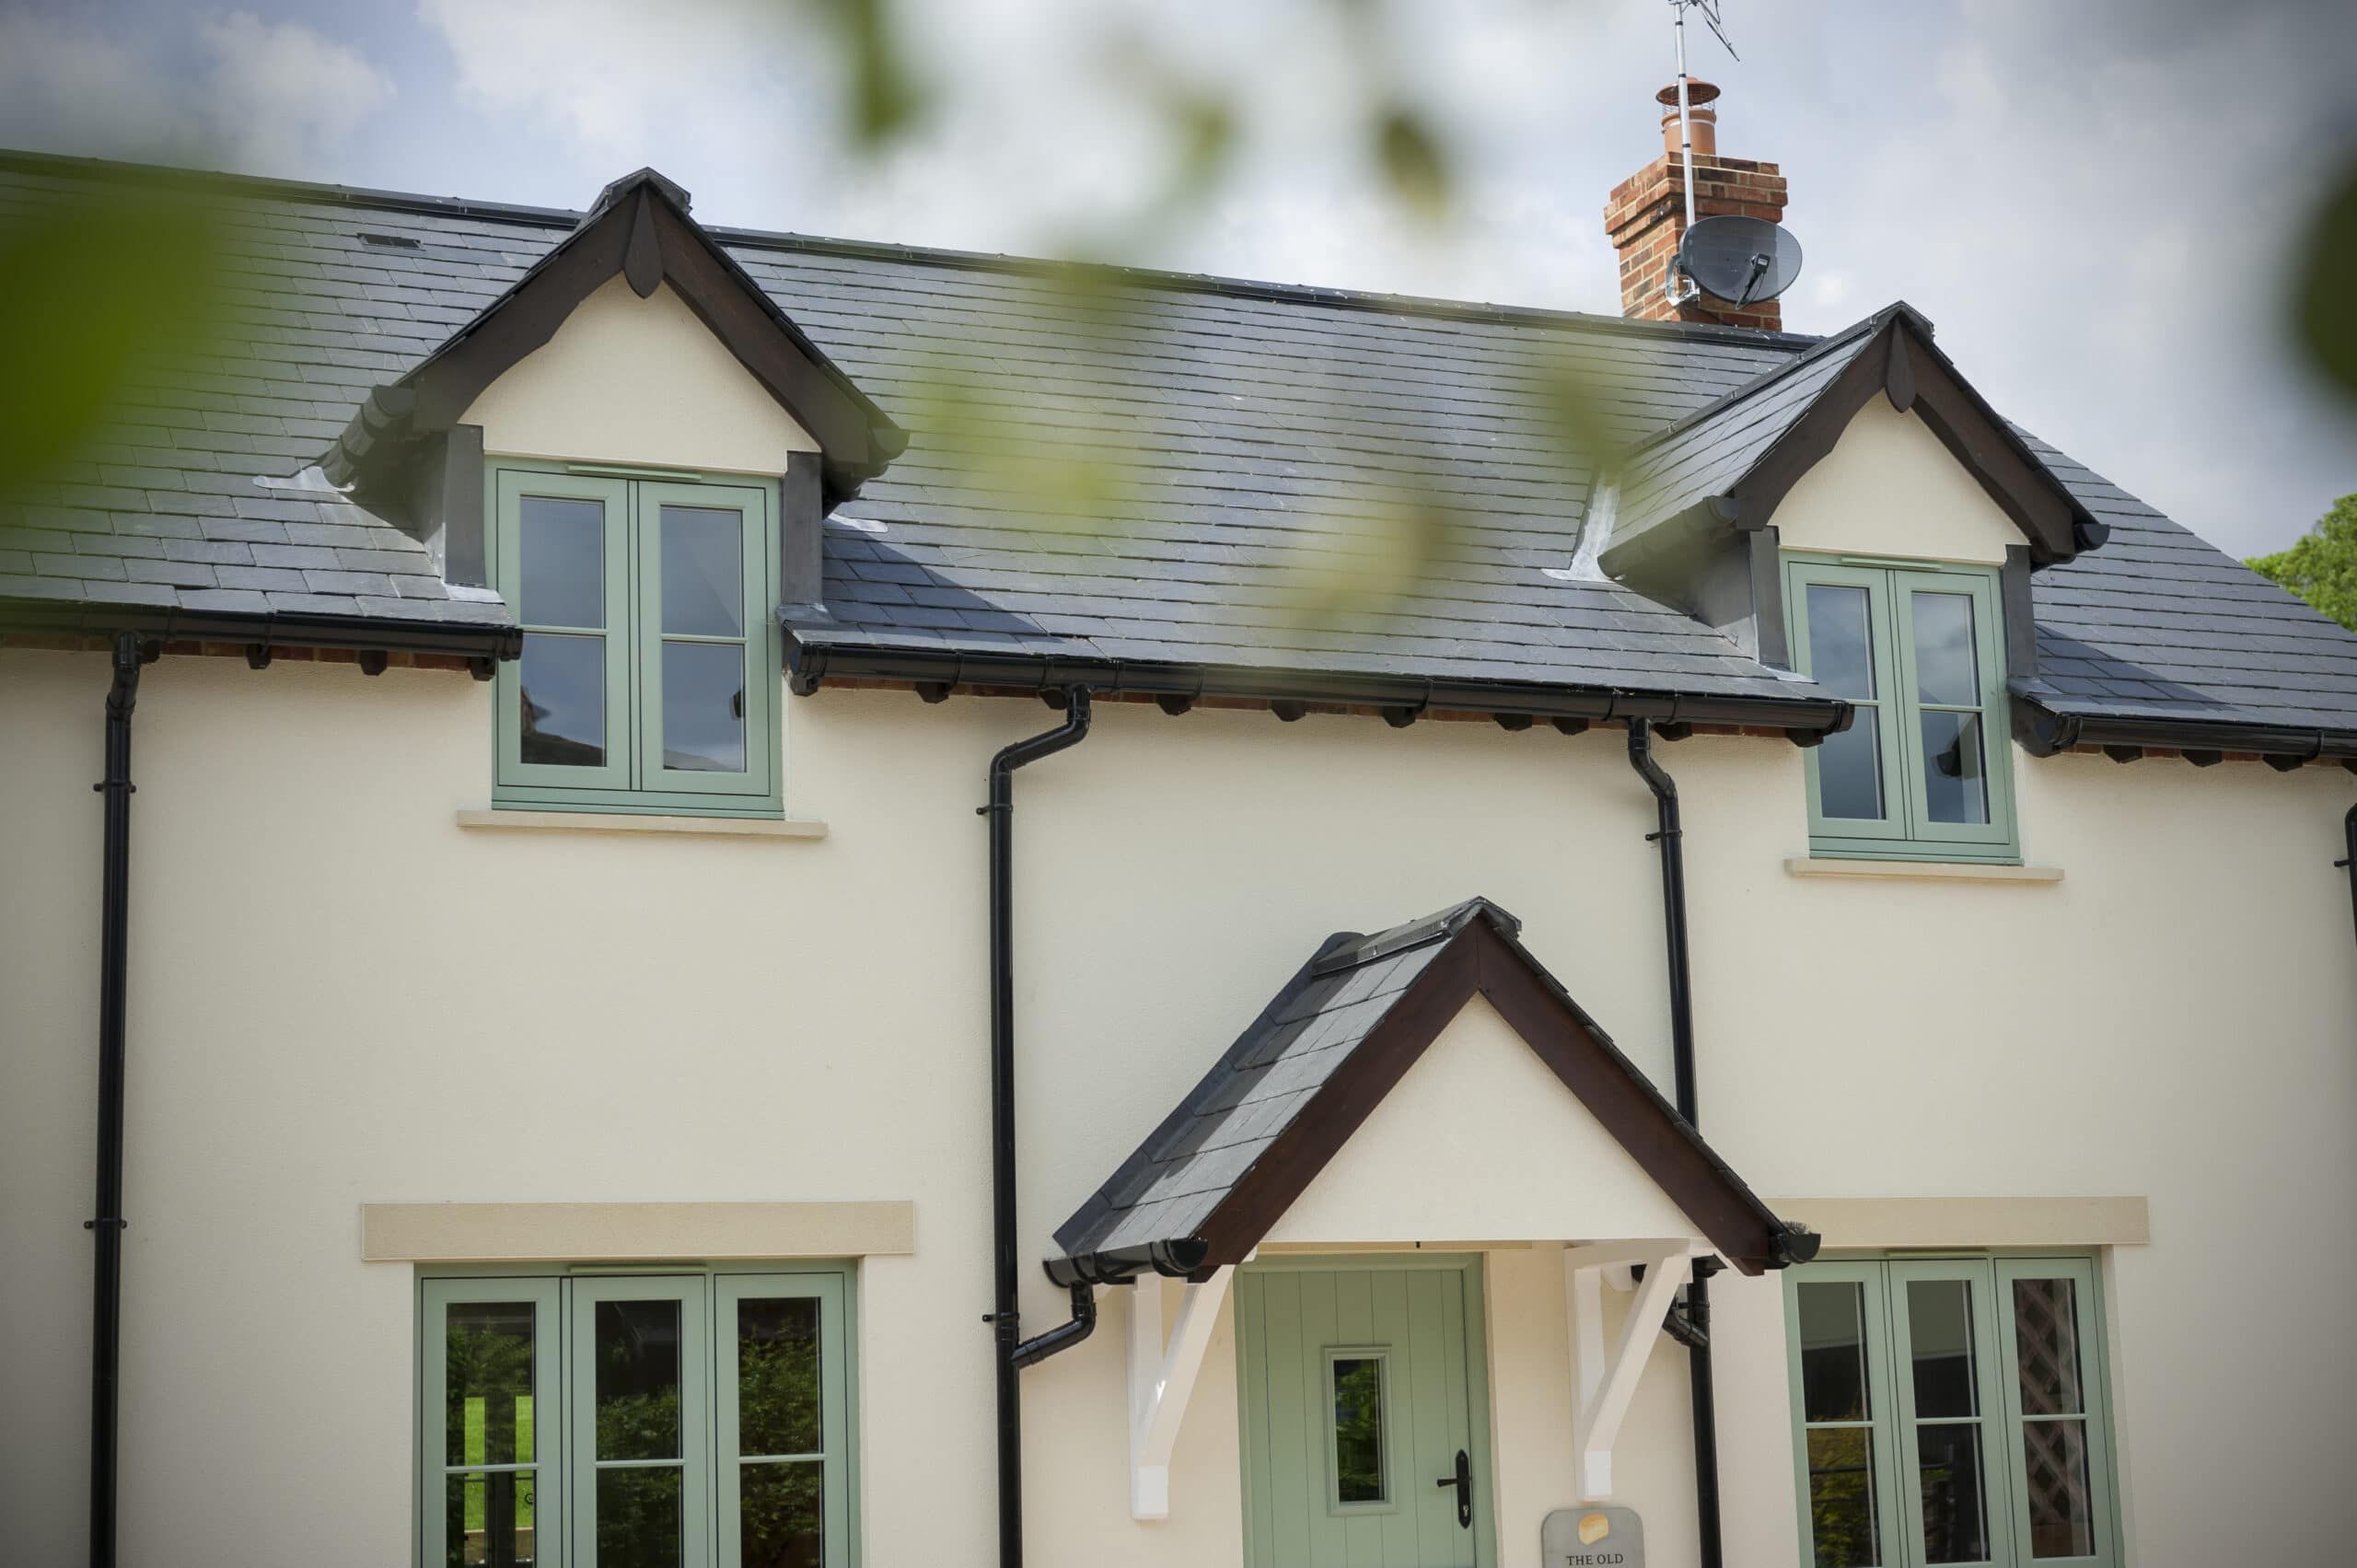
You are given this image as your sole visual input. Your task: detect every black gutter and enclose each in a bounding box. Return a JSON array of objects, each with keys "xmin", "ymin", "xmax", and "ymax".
[
  {"xmin": 1626, "ymin": 716, "xmax": 1723, "ymax": 1568},
  {"xmin": 983, "ymin": 688, "xmax": 1094, "ymax": 1568},
  {"xmin": 87, "ymin": 632, "xmax": 145, "ymax": 1568},
  {"xmin": 0, "ymin": 598, "xmax": 522, "ymax": 667},
  {"xmin": 792, "ymin": 639, "xmax": 1852, "ymax": 742},
  {"xmin": 2014, "ymin": 692, "xmax": 2357, "ymax": 767}
]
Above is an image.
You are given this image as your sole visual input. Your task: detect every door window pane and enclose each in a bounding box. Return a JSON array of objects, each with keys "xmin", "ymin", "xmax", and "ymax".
[
  {"xmin": 2011, "ymin": 1279, "xmax": 2085, "ymax": 1416},
  {"xmin": 1914, "ymin": 1424, "xmax": 1988, "ymax": 1563},
  {"xmin": 1330, "ymin": 1355, "xmax": 1386, "ymax": 1504},
  {"xmin": 662, "ymin": 506, "xmax": 745, "ymax": 636},
  {"xmin": 1911, "ymin": 593, "xmax": 1980, "ymax": 706},
  {"xmin": 1807, "ymin": 584, "xmax": 1877, "ymax": 698},
  {"xmin": 1806, "ymin": 1427, "xmax": 1882, "ymax": 1566},
  {"xmin": 519, "ymin": 635, "xmax": 605, "ymax": 767},
  {"xmin": 595, "ymin": 1299, "xmax": 683, "ymax": 1462},
  {"xmin": 447, "ymin": 1472, "xmax": 538, "ymax": 1568},
  {"xmin": 1797, "ymin": 1283, "xmax": 1873, "ymax": 1423},
  {"xmin": 446, "ymin": 1302, "xmax": 537, "ymax": 1468},
  {"xmin": 737, "ymin": 1297, "xmax": 822, "ymax": 1458},
  {"xmin": 1919, "ymin": 712, "xmax": 1989, "ymax": 824},
  {"xmin": 2021, "ymin": 1420, "xmax": 2096, "ymax": 1559},
  {"xmin": 1906, "ymin": 1281, "xmax": 1979, "ymax": 1420},
  {"xmin": 519, "ymin": 497, "xmax": 605, "ymax": 629},
  {"xmin": 596, "ymin": 1467, "xmax": 682, "ymax": 1568},
  {"xmin": 662, "ymin": 642, "xmax": 747, "ymax": 772},
  {"xmin": 740, "ymin": 1461, "xmax": 824, "ymax": 1568}
]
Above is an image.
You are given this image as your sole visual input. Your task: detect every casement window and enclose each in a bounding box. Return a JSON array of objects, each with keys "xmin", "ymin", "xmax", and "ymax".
[
  {"xmin": 493, "ymin": 464, "xmax": 783, "ymax": 816},
  {"xmin": 1784, "ymin": 558, "xmax": 2018, "ymax": 862},
  {"xmin": 420, "ymin": 1267, "xmax": 855, "ymax": 1567},
  {"xmin": 1785, "ymin": 1257, "xmax": 2119, "ymax": 1568}
]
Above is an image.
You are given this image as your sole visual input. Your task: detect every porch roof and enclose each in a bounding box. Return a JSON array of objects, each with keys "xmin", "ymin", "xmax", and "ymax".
[{"xmin": 1046, "ymin": 898, "xmax": 1817, "ymax": 1283}]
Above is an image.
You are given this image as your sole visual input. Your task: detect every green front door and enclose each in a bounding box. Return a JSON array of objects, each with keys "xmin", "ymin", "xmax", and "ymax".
[{"xmin": 1236, "ymin": 1260, "xmax": 1497, "ymax": 1567}]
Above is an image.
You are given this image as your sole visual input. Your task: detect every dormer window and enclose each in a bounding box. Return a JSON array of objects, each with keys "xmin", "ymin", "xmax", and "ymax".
[
  {"xmin": 493, "ymin": 462, "xmax": 782, "ymax": 816},
  {"xmin": 1785, "ymin": 555, "xmax": 2019, "ymax": 862}
]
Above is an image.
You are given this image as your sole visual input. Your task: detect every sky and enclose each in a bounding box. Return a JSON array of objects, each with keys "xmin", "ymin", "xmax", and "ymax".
[{"xmin": 2, "ymin": 0, "xmax": 2351, "ymax": 559}]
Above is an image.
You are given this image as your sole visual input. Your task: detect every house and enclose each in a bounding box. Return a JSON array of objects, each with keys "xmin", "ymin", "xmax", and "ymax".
[{"xmin": 4, "ymin": 81, "xmax": 2354, "ymax": 1568}]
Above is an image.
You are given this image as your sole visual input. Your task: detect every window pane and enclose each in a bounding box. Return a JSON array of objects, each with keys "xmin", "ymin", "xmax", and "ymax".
[
  {"xmin": 661, "ymin": 641, "xmax": 747, "ymax": 772},
  {"xmin": 1806, "ymin": 584, "xmax": 1877, "ymax": 699},
  {"xmin": 2021, "ymin": 1419, "xmax": 2096, "ymax": 1558},
  {"xmin": 446, "ymin": 1302, "xmax": 536, "ymax": 1467},
  {"xmin": 1817, "ymin": 715, "xmax": 1886, "ymax": 820},
  {"xmin": 1331, "ymin": 1356, "xmax": 1386, "ymax": 1504},
  {"xmin": 1797, "ymin": 1282, "xmax": 1873, "ymax": 1423},
  {"xmin": 519, "ymin": 496, "xmax": 605, "ymax": 629},
  {"xmin": 519, "ymin": 634, "xmax": 605, "ymax": 767},
  {"xmin": 1906, "ymin": 1280, "xmax": 1980, "ymax": 1420},
  {"xmin": 1806, "ymin": 1427, "xmax": 1882, "ymax": 1566},
  {"xmin": 737, "ymin": 1297, "xmax": 822, "ymax": 1458},
  {"xmin": 595, "ymin": 1299, "xmax": 683, "ymax": 1462},
  {"xmin": 1911, "ymin": 592, "xmax": 1980, "ymax": 707},
  {"xmin": 1914, "ymin": 1424, "xmax": 1989, "ymax": 1564},
  {"xmin": 597, "ymin": 1467, "xmax": 682, "ymax": 1568},
  {"xmin": 740, "ymin": 1461, "xmax": 824, "ymax": 1568},
  {"xmin": 662, "ymin": 505, "xmax": 745, "ymax": 636},
  {"xmin": 2012, "ymin": 1279, "xmax": 2085, "ymax": 1416},
  {"xmin": 447, "ymin": 1471, "xmax": 539, "ymax": 1568},
  {"xmin": 1919, "ymin": 712, "xmax": 1989, "ymax": 825}
]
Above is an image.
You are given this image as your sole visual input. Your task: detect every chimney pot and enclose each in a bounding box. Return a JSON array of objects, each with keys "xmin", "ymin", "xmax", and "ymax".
[{"xmin": 1657, "ymin": 79, "xmax": 1720, "ymax": 157}]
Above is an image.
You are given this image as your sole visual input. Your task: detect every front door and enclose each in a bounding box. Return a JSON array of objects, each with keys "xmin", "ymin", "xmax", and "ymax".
[{"xmin": 1236, "ymin": 1260, "xmax": 1495, "ymax": 1567}]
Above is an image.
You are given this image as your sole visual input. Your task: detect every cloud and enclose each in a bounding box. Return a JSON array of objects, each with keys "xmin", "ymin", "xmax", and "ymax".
[{"xmin": 0, "ymin": 6, "xmax": 391, "ymax": 172}]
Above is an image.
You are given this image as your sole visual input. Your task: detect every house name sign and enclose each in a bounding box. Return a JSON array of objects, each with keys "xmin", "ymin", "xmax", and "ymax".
[{"xmin": 1540, "ymin": 1505, "xmax": 1643, "ymax": 1567}]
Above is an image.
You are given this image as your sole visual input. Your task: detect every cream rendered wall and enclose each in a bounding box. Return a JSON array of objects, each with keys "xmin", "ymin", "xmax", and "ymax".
[
  {"xmin": 1771, "ymin": 398, "xmax": 2023, "ymax": 564},
  {"xmin": 6, "ymin": 647, "xmax": 2351, "ymax": 1567},
  {"xmin": 459, "ymin": 273, "xmax": 819, "ymax": 474},
  {"xmin": 1262, "ymin": 996, "xmax": 1695, "ymax": 1247}
]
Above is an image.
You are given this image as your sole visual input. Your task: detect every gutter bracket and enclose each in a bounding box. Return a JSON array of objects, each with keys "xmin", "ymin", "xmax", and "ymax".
[{"xmin": 1127, "ymin": 1265, "xmax": 1237, "ymax": 1520}]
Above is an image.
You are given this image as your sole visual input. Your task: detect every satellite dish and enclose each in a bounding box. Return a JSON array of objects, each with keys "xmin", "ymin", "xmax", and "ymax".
[{"xmin": 1678, "ymin": 214, "xmax": 1803, "ymax": 306}]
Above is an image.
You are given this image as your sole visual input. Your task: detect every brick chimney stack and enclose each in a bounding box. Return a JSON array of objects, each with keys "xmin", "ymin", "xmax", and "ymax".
[{"xmin": 1603, "ymin": 81, "xmax": 1790, "ymax": 331}]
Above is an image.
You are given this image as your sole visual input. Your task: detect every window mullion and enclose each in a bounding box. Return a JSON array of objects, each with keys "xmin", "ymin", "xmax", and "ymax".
[{"xmin": 1885, "ymin": 570, "xmax": 1933, "ymax": 842}]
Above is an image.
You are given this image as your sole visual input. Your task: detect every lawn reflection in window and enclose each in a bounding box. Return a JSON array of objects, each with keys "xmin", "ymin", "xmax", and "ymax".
[{"xmin": 1330, "ymin": 1354, "xmax": 1387, "ymax": 1505}]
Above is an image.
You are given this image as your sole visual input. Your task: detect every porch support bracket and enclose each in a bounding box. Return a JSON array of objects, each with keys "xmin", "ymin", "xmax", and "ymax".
[
  {"xmin": 1567, "ymin": 1237, "xmax": 1701, "ymax": 1501},
  {"xmin": 1127, "ymin": 1263, "xmax": 1237, "ymax": 1520}
]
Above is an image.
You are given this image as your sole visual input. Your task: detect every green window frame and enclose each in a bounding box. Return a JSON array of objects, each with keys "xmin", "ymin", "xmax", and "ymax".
[
  {"xmin": 1784, "ymin": 556, "xmax": 2019, "ymax": 863},
  {"xmin": 1783, "ymin": 1255, "xmax": 2121, "ymax": 1568},
  {"xmin": 492, "ymin": 462, "xmax": 784, "ymax": 818},
  {"xmin": 418, "ymin": 1264, "xmax": 857, "ymax": 1568}
]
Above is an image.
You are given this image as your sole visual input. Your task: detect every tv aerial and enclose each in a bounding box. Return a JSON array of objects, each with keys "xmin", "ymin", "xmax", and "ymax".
[{"xmin": 1662, "ymin": 1, "xmax": 1803, "ymax": 308}]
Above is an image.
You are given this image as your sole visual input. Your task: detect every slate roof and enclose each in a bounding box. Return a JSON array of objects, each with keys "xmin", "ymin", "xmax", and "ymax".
[
  {"xmin": 1611, "ymin": 310, "xmax": 1886, "ymax": 548},
  {"xmin": 1049, "ymin": 897, "xmax": 1803, "ymax": 1280},
  {"xmin": 4, "ymin": 151, "xmax": 2354, "ymax": 748}
]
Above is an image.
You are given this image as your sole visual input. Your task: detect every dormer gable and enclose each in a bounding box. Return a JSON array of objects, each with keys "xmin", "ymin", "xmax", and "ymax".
[
  {"xmin": 1595, "ymin": 304, "xmax": 2107, "ymax": 669},
  {"xmin": 320, "ymin": 167, "xmax": 900, "ymax": 591}
]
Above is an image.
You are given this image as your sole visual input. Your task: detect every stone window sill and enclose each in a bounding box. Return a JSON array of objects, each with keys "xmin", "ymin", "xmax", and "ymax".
[
  {"xmin": 1783, "ymin": 855, "xmax": 2061, "ymax": 884},
  {"xmin": 457, "ymin": 808, "xmax": 827, "ymax": 841}
]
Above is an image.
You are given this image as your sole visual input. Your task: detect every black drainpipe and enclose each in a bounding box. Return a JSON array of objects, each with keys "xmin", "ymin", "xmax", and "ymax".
[
  {"xmin": 1626, "ymin": 716, "xmax": 1724, "ymax": 1568},
  {"xmin": 2340, "ymin": 805, "xmax": 2357, "ymax": 948},
  {"xmin": 983, "ymin": 687, "xmax": 1093, "ymax": 1568},
  {"xmin": 88, "ymin": 632, "xmax": 145, "ymax": 1568}
]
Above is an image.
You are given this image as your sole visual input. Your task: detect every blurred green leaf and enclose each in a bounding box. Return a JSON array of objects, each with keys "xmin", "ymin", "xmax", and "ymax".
[
  {"xmin": 2292, "ymin": 158, "xmax": 2357, "ymax": 400},
  {"xmin": 2247, "ymin": 493, "xmax": 2357, "ymax": 632},
  {"xmin": 1374, "ymin": 106, "xmax": 1451, "ymax": 224},
  {"xmin": 810, "ymin": 0, "xmax": 925, "ymax": 148},
  {"xmin": 0, "ymin": 192, "xmax": 228, "ymax": 493}
]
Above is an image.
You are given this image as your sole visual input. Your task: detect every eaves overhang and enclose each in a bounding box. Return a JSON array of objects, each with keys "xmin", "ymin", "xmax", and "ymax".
[
  {"xmin": 785, "ymin": 630, "xmax": 1854, "ymax": 741},
  {"xmin": 0, "ymin": 595, "xmax": 520, "ymax": 666}
]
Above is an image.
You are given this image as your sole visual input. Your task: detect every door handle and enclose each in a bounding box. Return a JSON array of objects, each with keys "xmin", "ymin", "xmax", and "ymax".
[{"xmin": 1433, "ymin": 1447, "xmax": 1472, "ymax": 1528}]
